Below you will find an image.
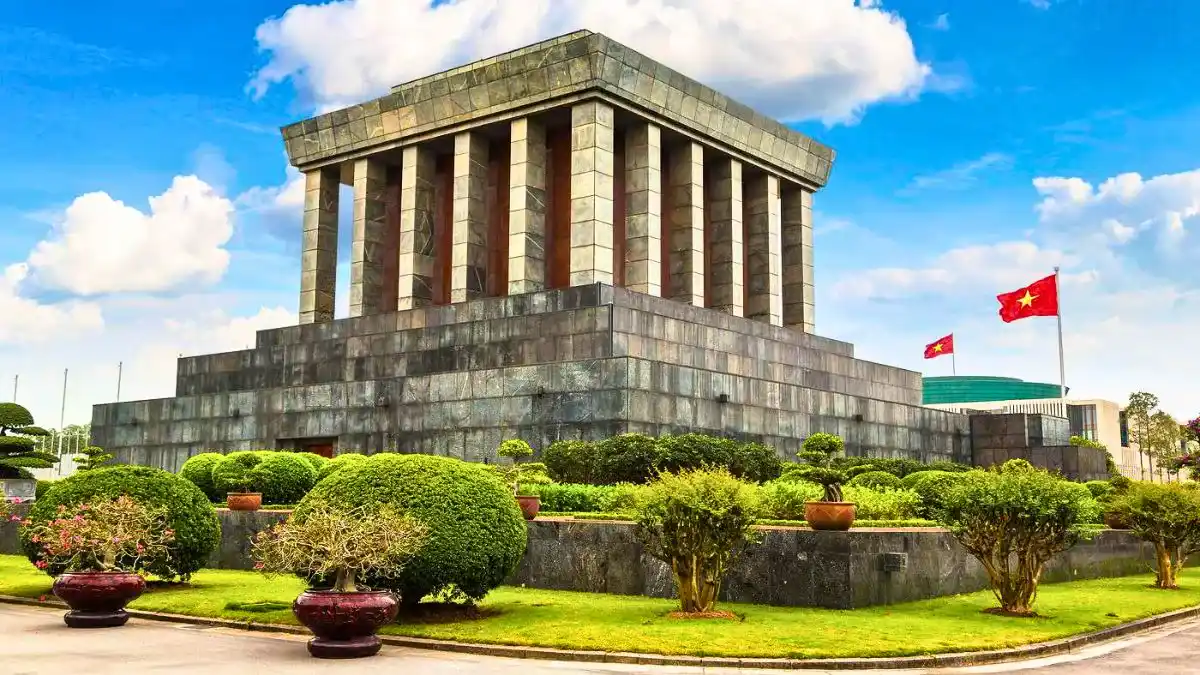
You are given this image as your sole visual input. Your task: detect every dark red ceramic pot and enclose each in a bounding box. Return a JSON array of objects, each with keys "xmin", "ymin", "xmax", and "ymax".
[
  {"xmin": 516, "ymin": 495, "xmax": 541, "ymax": 520},
  {"xmin": 292, "ymin": 589, "xmax": 398, "ymax": 659},
  {"xmin": 52, "ymin": 571, "xmax": 145, "ymax": 628}
]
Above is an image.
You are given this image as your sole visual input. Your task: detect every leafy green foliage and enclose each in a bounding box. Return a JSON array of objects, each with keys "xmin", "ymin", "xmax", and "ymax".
[
  {"xmin": 73, "ymin": 446, "xmax": 115, "ymax": 471},
  {"xmin": 292, "ymin": 452, "xmax": 327, "ymax": 473},
  {"xmin": 0, "ymin": 402, "xmax": 55, "ymax": 479},
  {"xmin": 902, "ymin": 471, "xmax": 969, "ymax": 518},
  {"xmin": 594, "ymin": 434, "xmax": 660, "ymax": 484},
  {"xmin": 297, "ymin": 453, "xmax": 527, "ymax": 605},
  {"xmin": 635, "ymin": 468, "xmax": 762, "ymax": 613},
  {"xmin": 529, "ymin": 483, "xmax": 648, "ymax": 513},
  {"xmin": 1069, "ymin": 435, "xmax": 1106, "ymax": 450},
  {"xmin": 497, "ymin": 439, "xmax": 533, "ymax": 460},
  {"xmin": 179, "ymin": 453, "xmax": 225, "ymax": 502},
  {"xmin": 543, "ymin": 434, "xmax": 782, "ymax": 485},
  {"xmin": 212, "ymin": 451, "xmax": 268, "ymax": 494},
  {"xmin": 34, "ymin": 480, "xmax": 55, "ymax": 500},
  {"xmin": 790, "ymin": 433, "xmax": 872, "ymax": 502},
  {"xmin": 317, "ymin": 453, "xmax": 368, "ymax": 481},
  {"xmin": 541, "ymin": 440, "xmax": 598, "ymax": 484},
  {"xmin": 1108, "ymin": 482, "xmax": 1200, "ymax": 588},
  {"xmin": 655, "ymin": 433, "xmax": 739, "ymax": 474},
  {"xmin": 250, "ymin": 453, "xmax": 318, "ymax": 504},
  {"xmin": 842, "ymin": 486, "xmax": 921, "ymax": 520},
  {"xmin": 20, "ymin": 465, "xmax": 220, "ymax": 581},
  {"xmin": 758, "ymin": 479, "xmax": 821, "ymax": 520},
  {"xmin": 848, "ymin": 470, "xmax": 903, "ymax": 491},
  {"xmin": 1085, "ymin": 480, "xmax": 1115, "ymax": 501},
  {"xmin": 936, "ymin": 461, "xmax": 1100, "ymax": 614}
]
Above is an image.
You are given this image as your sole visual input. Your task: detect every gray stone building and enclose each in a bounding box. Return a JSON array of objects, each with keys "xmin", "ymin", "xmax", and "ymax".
[{"xmin": 91, "ymin": 30, "xmax": 971, "ymax": 469}]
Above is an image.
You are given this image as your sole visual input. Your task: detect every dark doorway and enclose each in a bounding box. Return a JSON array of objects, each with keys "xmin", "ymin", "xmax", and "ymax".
[{"xmin": 279, "ymin": 437, "xmax": 337, "ymax": 458}]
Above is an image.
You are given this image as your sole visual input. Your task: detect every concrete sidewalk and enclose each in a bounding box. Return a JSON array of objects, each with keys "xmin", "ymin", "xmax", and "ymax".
[{"xmin": 4, "ymin": 603, "xmax": 1200, "ymax": 674}]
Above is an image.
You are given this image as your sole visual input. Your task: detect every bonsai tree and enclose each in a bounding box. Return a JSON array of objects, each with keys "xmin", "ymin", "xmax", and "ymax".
[
  {"xmin": 253, "ymin": 501, "xmax": 429, "ymax": 593},
  {"xmin": 1108, "ymin": 482, "xmax": 1200, "ymax": 588},
  {"xmin": 25, "ymin": 495, "xmax": 175, "ymax": 573},
  {"xmin": 497, "ymin": 439, "xmax": 549, "ymax": 496},
  {"xmin": 0, "ymin": 403, "xmax": 55, "ymax": 479},
  {"xmin": 635, "ymin": 467, "xmax": 761, "ymax": 614},
  {"xmin": 936, "ymin": 460, "xmax": 1099, "ymax": 615},
  {"xmin": 791, "ymin": 433, "xmax": 871, "ymax": 502},
  {"xmin": 73, "ymin": 446, "xmax": 115, "ymax": 472}
]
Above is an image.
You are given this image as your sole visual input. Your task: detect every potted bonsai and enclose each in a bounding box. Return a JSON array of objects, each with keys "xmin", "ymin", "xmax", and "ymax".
[
  {"xmin": 212, "ymin": 451, "xmax": 265, "ymax": 511},
  {"xmin": 24, "ymin": 495, "xmax": 175, "ymax": 627},
  {"xmin": 791, "ymin": 433, "xmax": 872, "ymax": 531},
  {"xmin": 0, "ymin": 402, "xmax": 55, "ymax": 502},
  {"xmin": 496, "ymin": 439, "xmax": 549, "ymax": 520},
  {"xmin": 252, "ymin": 501, "xmax": 428, "ymax": 659}
]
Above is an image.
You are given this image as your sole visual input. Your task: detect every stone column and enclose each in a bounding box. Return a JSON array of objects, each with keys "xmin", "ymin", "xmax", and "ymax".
[
  {"xmin": 782, "ymin": 186, "xmax": 815, "ymax": 332},
  {"xmin": 508, "ymin": 118, "xmax": 547, "ymax": 294},
  {"xmin": 349, "ymin": 157, "xmax": 388, "ymax": 317},
  {"xmin": 708, "ymin": 158, "xmax": 744, "ymax": 316},
  {"xmin": 667, "ymin": 142, "xmax": 705, "ymax": 307},
  {"xmin": 451, "ymin": 132, "xmax": 489, "ymax": 303},
  {"xmin": 397, "ymin": 145, "xmax": 437, "ymax": 309},
  {"xmin": 299, "ymin": 167, "xmax": 339, "ymax": 324},
  {"xmin": 624, "ymin": 122, "xmax": 662, "ymax": 296},
  {"xmin": 569, "ymin": 101, "xmax": 615, "ymax": 287},
  {"xmin": 745, "ymin": 174, "xmax": 783, "ymax": 326}
]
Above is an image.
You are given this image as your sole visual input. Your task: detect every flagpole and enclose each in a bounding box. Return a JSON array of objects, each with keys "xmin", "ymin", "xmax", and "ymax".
[
  {"xmin": 1053, "ymin": 267, "xmax": 1066, "ymax": 418},
  {"xmin": 951, "ymin": 351, "xmax": 957, "ymax": 376},
  {"xmin": 116, "ymin": 361, "xmax": 123, "ymax": 402},
  {"xmin": 57, "ymin": 368, "xmax": 68, "ymax": 458},
  {"xmin": 10, "ymin": 374, "xmax": 16, "ymax": 402}
]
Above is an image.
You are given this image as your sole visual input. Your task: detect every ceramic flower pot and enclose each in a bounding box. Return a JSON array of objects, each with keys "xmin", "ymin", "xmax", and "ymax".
[
  {"xmin": 292, "ymin": 589, "xmax": 398, "ymax": 659},
  {"xmin": 516, "ymin": 495, "xmax": 541, "ymax": 520},
  {"xmin": 226, "ymin": 492, "xmax": 262, "ymax": 511},
  {"xmin": 52, "ymin": 571, "xmax": 145, "ymax": 628},
  {"xmin": 804, "ymin": 501, "xmax": 857, "ymax": 531}
]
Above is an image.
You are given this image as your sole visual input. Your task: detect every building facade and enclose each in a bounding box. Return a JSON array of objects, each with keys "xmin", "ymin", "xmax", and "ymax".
[
  {"xmin": 922, "ymin": 376, "xmax": 1065, "ymax": 405},
  {"xmin": 90, "ymin": 31, "xmax": 970, "ymax": 469}
]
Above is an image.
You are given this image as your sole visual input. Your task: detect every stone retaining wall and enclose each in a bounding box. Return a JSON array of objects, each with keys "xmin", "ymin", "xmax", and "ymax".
[{"xmin": 2, "ymin": 507, "xmax": 1152, "ymax": 609}]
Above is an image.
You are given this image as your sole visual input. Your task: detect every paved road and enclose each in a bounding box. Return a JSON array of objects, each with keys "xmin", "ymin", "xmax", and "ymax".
[{"xmin": 5, "ymin": 603, "xmax": 1200, "ymax": 674}]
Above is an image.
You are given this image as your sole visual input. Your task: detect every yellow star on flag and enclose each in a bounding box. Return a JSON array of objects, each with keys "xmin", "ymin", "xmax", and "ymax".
[
  {"xmin": 1018, "ymin": 291, "xmax": 1037, "ymax": 307},
  {"xmin": 932, "ymin": 343, "xmax": 943, "ymax": 352}
]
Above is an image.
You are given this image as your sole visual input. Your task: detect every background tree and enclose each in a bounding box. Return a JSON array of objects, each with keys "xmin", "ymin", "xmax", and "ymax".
[
  {"xmin": 74, "ymin": 446, "xmax": 115, "ymax": 472},
  {"xmin": 1127, "ymin": 392, "xmax": 1160, "ymax": 481},
  {"xmin": 1109, "ymin": 482, "xmax": 1200, "ymax": 588},
  {"xmin": 1147, "ymin": 412, "xmax": 1184, "ymax": 482},
  {"xmin": 0, "ymin": 403, "xmax": 56, "ymax": 479}
]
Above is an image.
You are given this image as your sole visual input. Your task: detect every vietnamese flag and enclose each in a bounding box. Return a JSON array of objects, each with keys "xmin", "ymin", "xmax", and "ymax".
[
  {"xmin": 997, "ymin": 274, "xmax": 1060, "ymax": 323},
  {"xmin": 924, "ymin": 334, "xmax": 954, "ymax": 359}
]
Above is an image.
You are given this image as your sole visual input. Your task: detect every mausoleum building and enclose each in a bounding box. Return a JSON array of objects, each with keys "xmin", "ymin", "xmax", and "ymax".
[{"xmin": 91, "ymin": 31, "xmax": 971, "ymax": 468}]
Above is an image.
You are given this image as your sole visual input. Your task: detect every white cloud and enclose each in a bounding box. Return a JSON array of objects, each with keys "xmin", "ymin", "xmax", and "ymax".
[
  {"xmin": 928, "ymin": 13, "xmax": 950, "ymax": 31},
  {"xmin": 250, "ymin": 0, "xmax": 933, "ymax": 123},
  {"xmin": 25, "ymin": 176, "xmax": 235, "ymax": 296},
  {"xmin": 235, "ymin": 167, "xmax": 305, "ymax": 241},
  {"xmin": 0, "ymin": 263, "xmax": 103, "ymax": 344},
  {"xmin": 903, "ymin": 152, "xmax": 1011, "ymax": 193}
]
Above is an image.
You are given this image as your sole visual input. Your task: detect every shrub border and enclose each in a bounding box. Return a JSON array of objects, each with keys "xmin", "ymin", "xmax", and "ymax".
[{"xmin": 1, "ymin": 593, "xmax": 1195, "ymax": 668}]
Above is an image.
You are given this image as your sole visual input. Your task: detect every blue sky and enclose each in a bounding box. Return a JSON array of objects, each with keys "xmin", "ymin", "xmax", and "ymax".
[{"xmin": 1, "ymin": 0, "xmax": 1197, "ymax": 426}]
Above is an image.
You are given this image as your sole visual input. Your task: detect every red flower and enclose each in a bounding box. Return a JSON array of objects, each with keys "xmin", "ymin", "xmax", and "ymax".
[{"xmin": 34, "ymin": 560, "xmax": 47, "ymax": 570}]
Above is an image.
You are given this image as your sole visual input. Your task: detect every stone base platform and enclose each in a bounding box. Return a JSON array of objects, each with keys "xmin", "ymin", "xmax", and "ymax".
[{"xmin": 90, "ymin": 284, "xmax": 969, "ymax": 469}]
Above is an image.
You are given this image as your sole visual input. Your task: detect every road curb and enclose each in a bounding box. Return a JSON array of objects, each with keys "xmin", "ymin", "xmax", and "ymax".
[{"xmin": 2, "ymin": 593, "xmax": 1197, "ymax": 669}]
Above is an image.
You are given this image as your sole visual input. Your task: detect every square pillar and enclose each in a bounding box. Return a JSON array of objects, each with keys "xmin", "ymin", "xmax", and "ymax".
[
  {"xmin": 708, "ymin": 158, "xmax": 744, "ymax": 316},
  {"xmin": 508, "ymin": 118, "xmax": 548, "ymax": 294},
  {"xmin": 397, "ymin": 145, "xmax": 437, "ymax": 309},
  {"xmin": 782, "ymin": 185, "xmax": 815, "ymax": 332},
  {"xmin": 349, "ymin": 157, "xmax": 388, "ymax": 317},
  {"xmin": 667, "ymin": 142, "xmax": 705, "ymax": 306},
  {"xmin": 451, "ymin": 131, "xmax": 489, "ymax": 303},
  {"xmin": 745, "ymin": 174, "xmax": 783, "ymax": 326},
  {"xmin": 569, "ymin": 101, "xmax": 615, "ymax": 287},
  {"xmin": 624, "ymin": 122, "xmax": 662, "ymax": 296},
  {"xmin": 299, "ymin": 167, "xmax": 339, "ymax": 324}
]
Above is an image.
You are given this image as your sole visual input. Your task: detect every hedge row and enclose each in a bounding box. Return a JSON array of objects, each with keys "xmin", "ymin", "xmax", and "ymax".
[
  {"xmin": 543, "ymin": 433, "xmax": 782, "ymax": 485},
  {"xmin": 538, "ymin": 511, "xmax": 940, "ymax": 528},
  {"xmin": 179, "ymin": 450, "xmax": 338, "ymax": 504}
]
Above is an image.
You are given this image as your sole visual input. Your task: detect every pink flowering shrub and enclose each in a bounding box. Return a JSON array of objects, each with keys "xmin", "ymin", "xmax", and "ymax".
[{"xmin": 22, "ymin": 495, "xmax": 175, "ymax": 573}]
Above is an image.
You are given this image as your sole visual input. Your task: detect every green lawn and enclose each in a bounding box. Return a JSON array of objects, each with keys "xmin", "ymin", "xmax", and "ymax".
[{"xmin": 1, "ymin": 554, "xmax": 1196, "ymax": 659}]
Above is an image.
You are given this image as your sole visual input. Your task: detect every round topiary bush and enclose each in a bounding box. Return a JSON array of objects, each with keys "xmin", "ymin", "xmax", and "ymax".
[
  {"xmin": 317, "ymin": 452, "xmax": 368, "ymax": 481},
  {"xmin": 594, "ymin": 433, "xmax": 659, "ymax": 484},
  {"xmin": 21, "ymin": 465, "xmax": 220, "ymax": 581},
  {"xmin": 901, "ymin": 470, "xmax": 941, "ymax": 489},
  {"xmin": 296, "ymin": 453, "xmax": 527, "ymax": 604},
  {"xmin": 212, "ymin": 450, "xmax": 270, "ymax": 495},
  {"xmin": 179, "ymin": 452, "xmax": 225, "ymax": 502},
  {"xmin": 250, "ymin": 452, "xmax": 318, "ymax": 504},
  {"xmin": 906, "ymin": 470, "xmax": 969, "ymax": 518},
  {"xmin": 293, "ymin": 452, "xmax": 328, "ymax": 474},
  {"xmin": 848, "ymin": 470, "xmax": 904, "ymax": 491},
  {"xmin": 543, "ymin": 440, "xmax": 598, "ymax": 484},
  {"xmin": 730, "ymin": 441, "xmax": 783, "ymax": 483},
  {"xmin": 654, "ymin": 433, "xmax": 738, "ymax": 475}
]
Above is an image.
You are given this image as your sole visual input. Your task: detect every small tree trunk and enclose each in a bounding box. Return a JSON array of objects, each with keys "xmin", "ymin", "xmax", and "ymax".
[
  {"xmin": 334, "ymin": 568, "xmax": 358, "ymax": 593},
  {"xmin": 1154, "ymin": 543, "xmax": 1177, "ymax": 589}
]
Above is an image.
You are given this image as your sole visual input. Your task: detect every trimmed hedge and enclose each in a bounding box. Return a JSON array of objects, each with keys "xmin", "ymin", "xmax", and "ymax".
[
  {"xmin": 848, "ymin": 470, "xmax": 904, "ymax": 490},
  {"xmin": 293, "ymin": 452, "xmax": 328, "ymax": 473},
  {"xmin": 529, "ymin": 482, "xmax": 647, "ymax": 513},
  {"xmin": 179, "ymin": 452, "xmax": 224, "ymax": 502},
  {"xmin": 250, "ymin": 453, "xmax": 318, "ymax": 504},
  {"xmin": 21, "ymin": 465, "xmax": 220, "ymax": 581},
  {"xmin": 297, "ymin": 453, "xmax": 527, "ymax": 604},
  {"xmin": 34, "ymin": 479, "xmax": 55, "ymax": 500},
  {"xmin": 904, "ymin": 471, "xmax": 970, "ymax": 518},
  {"xmin": 544, "ymin": 433, "xmax": 783, "ymax": 485},
  {"xmin": 543, "ymin": 512, "xmax": 940, "ymax": 528},
  {"xmin": 317, "ymin": 452, "xmax": 368, "ymax": 481}
]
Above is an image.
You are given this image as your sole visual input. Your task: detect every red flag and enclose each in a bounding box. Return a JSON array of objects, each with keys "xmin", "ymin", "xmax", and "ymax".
[
  {"xmin": 997, "ymin": 274, "xmax": 1060, "ymax": 323},
  {"xmin": 924, "ymin": 334, "xmax": 954, "ymax": 359}
]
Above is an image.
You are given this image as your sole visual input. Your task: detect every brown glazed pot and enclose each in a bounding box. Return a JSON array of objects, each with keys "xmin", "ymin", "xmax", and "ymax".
[
  {"xmin": 516, "ymin": 495, "xmax": 541, "ymax": 520},
  {"xmin": 226, "ymin": 492, "xmax": 262, "ymax": 511},
  {"xmin": 805, "ymin": 501, "xmax": 857, "ymax": 531},
  {"xmin": 52, "ymin": 571, "xmax": 146, "ymax": 628},
  {"xmin": 292, "ymin": 590, "xmax": 398, "ymax": 659}
]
